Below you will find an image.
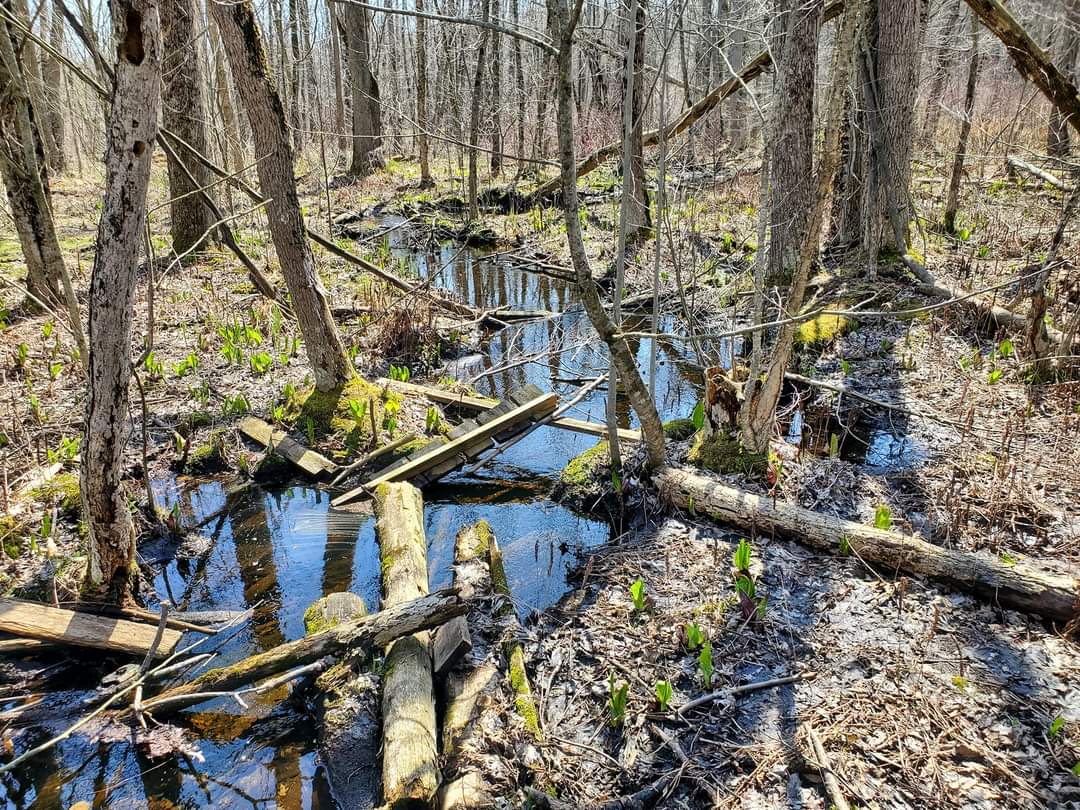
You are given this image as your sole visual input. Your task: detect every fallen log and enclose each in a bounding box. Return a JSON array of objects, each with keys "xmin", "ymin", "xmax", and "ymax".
[
  {"xmin": 143, "ymin": 588, "xmax": 466, "ymax": 711},
  {"xmin": 1006, "ymin": 155, "xmax": 1069, "ymax": 190},
  {"xmin": 304, "ymin": 593, "xmax": 380, "ymax": 810},
  {"xmin": 239, "ymin": 416, "xmax": 339, "ymax": 479},
  {"xmin": 653, "ymin": 467, "xmax": 1080, "ymax": 625},
  {"xmin": 375, "ymin": 482, "xmax": 440, "ymax": 806}
]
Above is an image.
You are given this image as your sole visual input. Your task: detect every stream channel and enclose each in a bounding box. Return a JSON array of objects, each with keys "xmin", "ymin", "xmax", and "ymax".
[{"xmin": 1, "ymin": 220, "xmax": 923, "ymax": 808}]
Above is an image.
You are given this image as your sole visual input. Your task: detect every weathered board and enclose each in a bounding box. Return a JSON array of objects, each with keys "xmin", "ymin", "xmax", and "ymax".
[
  {"xmin": 332, "ymin": 389, "xmax": 558, "ymax": 506},
  {"xmin": 0, "ymin": 598, "xmax": 183, "ymax": 658},
  {"xmin": 239, "ymin": 416, "xmax": 339, "ymax": 479}
]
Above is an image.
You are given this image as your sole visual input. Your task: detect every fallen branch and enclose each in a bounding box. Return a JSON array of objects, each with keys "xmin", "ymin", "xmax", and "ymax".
[
  {"xmin": 805, "ymin": 722, "xmax": 850, "ymax": 810},
  {"xmin": 1006, "ymin": 155, "xmax": 1069, "ymax": 190},
  {"xmin": 654, "ymin": 467, "xmax": 1080, "ymax": 624},
  {"xmin": 143, "ymin": 588, "xmax": 467, "ymax": 711}
]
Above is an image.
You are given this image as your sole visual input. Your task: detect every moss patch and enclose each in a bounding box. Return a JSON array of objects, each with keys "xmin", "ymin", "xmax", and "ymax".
[
  {"xmin": 663, "ymin": 418, "xmax": 698, "ymax": 441},
  {"xmin": 455, "ymin": 519, "xmax": 492, "ymax": 563},
  {"xmin": 508, "ymin": 643, "xmax": 542, "ymax": 739},
  {"xmin": 286, "ymin": 376, "xmax": 392, "ymax": 447},
  {"xmin": 559, "ymin": 440, "xmax": 610, "ymax": 491},
  {"xmin": 186, "ymin": 429, "xmax": 227, "ymax": 473},
  {"xmin": 28, "ymin": 471, "xmax": 80, "ymax": 516},
  {"xmin": 795, "ymin": 313, "xmax": 854, "ymax": 347},
  {"xmin": 688, "ymin": 430, "xmax": 766, "ymax": 475}
]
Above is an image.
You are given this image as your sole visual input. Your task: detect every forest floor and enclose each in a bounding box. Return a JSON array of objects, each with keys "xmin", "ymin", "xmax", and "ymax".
[{"xmin": 0, "ymin": 148, "xmax": 1078, "ymax": 808}]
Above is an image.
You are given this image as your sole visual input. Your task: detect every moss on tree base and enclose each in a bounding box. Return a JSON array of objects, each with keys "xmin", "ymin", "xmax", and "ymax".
[{"xmin": 688, "ymin": 430, "xmax": 766, "ymax": 475}]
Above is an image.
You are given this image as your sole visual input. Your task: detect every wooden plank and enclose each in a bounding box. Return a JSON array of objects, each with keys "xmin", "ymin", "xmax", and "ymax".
[
  {"xmin": 332, "ymin": 391, "xmax": 558, "ymax": 506},
  {"xmin": 548, "ymin": 417, "xmax": 642, "ymax": 443},
  {"xmin": 432, "ymin": 616, "xmax": 472, "ymax": 676},
  {"xmin": 239, "ymin": 417, "xmax": 339, "ymax": 479},
  {"xmin": 0, "ymin": 598, "xmax": 183, "ymax": 658},
  {"xmin": 377, "ymin": 378, "xmax": 498, "ymax": 411}
]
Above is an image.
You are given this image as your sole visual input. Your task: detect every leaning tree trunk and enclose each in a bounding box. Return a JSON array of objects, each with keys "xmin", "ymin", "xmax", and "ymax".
[
  {"xmin": 0, "ymin": 2, "xmax": 65, "ymax": 309},
  {"xmin": 766, "ymin": 0, "xmax": 822, "ymax": 286},
  {"xmin": 81, "ymin": 0, "xmax": 162, "ymax": 605},
  {"xmin": 161, "ymin": 0, "xmax": 216, "ymax": 254},
  {"xmin": 546, "ymin": 0, "xmax": 667, "ymax": 469},
  {"xmin": 346, "ymin": 2, "xmax": 383, "ymax": 176},
  {"xmin": 212, "ymin": 0, "xmax": 352, "ymax": 391},
  {"xmin": 943, "ymin": 15, "xmax": 979, "ymax": 235}
]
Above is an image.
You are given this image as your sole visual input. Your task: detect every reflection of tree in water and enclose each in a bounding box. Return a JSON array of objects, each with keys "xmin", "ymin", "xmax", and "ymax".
[{"xmin": 321, "ymin": 507, "xmax": 364, "ymax": 596}]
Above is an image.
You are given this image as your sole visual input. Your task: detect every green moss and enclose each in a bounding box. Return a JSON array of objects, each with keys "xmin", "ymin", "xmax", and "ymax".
[
  {"xmin": 794, "ymin": 313, "xmax": 854, "ymax": 347},
  {"xmin": 187, "ymin": 429, "xmax": 227, "ymax": 473},
  {"xmin": 455, "ymin": 519, "xmax": 492, "ymax": 563},
  {"xmin": 488, "ymin": 541, "xmax": 511, "ymax": 607},
  {"xmin": 508, "ymin": 644, "xmax": 541, "ymax": 739},
  {"xmin": 287, "ymin": 376, "xmax": 392, "ymax": 447},
  {"xmin": 663, "ymin": 418, "xmax": 697, "ymax": 441},
  {"xmin": 303, "ymin": 602, "xmax": 336, "ymax": 636},
  {"xmin": 688, "ymin": 430, "xmax": 766, "ymax": 475},
  {"xmin": 559, "ymin": 440, "xmax": 610, "ymax": 490},
  {"xmin": 28, "ymin": 472, "xmax": 80, "ymax": 516}
]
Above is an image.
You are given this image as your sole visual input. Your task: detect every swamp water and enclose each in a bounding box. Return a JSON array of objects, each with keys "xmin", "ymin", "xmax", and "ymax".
[{"xmin": 2, "ymin": 225, "xmax": 926, "ymax": 808}]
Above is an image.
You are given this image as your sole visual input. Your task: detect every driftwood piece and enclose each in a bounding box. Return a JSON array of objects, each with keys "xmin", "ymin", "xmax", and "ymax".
[
  {"xmin": 433, "ymin": 616, "xmax": 472, "ymax": 676},
  {"xmin": 0, "ymin": 598, "xmax": 182, "ymax": 658},
  {"xmin": 1006, "ymin": 155, "xmax": 1068, "ymax": 190},
  {"xmin": 375, "ymin": 482, "xmax": 440, "ymax": 806},
  {"xmin": 304, "ymin": 592, "xmax": 380, "ymax": 810},
  {"xmin": 239, "ymin": 416, "xmax": 338, "ymax": 479},
  {"xmin": 143, "ymin": 589, "xmax": 466, "ymax": 710},
  {"xmin": 653, "ymin": 467, "xmax": 1080, "ymax": 624}
]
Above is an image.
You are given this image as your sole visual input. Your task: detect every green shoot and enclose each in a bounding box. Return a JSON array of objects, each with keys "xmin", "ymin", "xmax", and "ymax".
[
  {"xmin": 629, "ymin": 578, "xmax": 646, "ymax": 612},
  {"xmin": 606, "ymin": 674, "xmax": 629, "ymax": 727},
  {"xmin": 874, "ymin": 505, "xmax": 892, "ymax": 531},
  {"xmin": 684, "ymin": 622, "xmax": 706, "ymax": 650},
  {"xmin": 654, "ymin": 680, "xmax": 673, "ymax": 712},
  {"xmin": 698, "ymin": 642, "xmax": 714, "ymax": 688},
  {"xmin": 733, "ymin": 539, "xmax": 752, "ymax": 574}
]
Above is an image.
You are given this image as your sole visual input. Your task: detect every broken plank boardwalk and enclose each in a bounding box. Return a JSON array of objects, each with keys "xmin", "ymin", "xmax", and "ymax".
[
  {"xmin": 239, "ymin": 416, "xmax": 339, "ymax": 479},
  {"xmin": 0, "ymin": 598, "xmax": 183, "ymax": 658},
  {"xmin": 331, "ymin": 386, "xmax": 558, "ymax": 506}
]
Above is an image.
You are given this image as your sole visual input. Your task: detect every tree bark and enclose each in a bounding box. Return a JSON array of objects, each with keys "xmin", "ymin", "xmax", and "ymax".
[
  {"xmin": 375, "ymin": 483, "xmax": 440, "ymax": 806},
  {"xmin": 211, "ymin": 0, "xmax": 352, "ymax": 390},
  {"xmin": 546, "ymin": 0, "xmax": 667, "ymax": 469},
  {"xmin": 210, "ymin": 16, "xmax": 243, "ymax": 173},
  {"xmin": 415, "ymin": 0, "xmax": 432, "ymax": 185},
  {"xmin": 622, "ymin": 0, "xmax": 650, "ymax": 240},
  {"xmin": 490, "ymin": 16, "xmax": 502, "ymax": 176},
  {"xmin": 467, "ymin": 0, "xmax": 490, "ymax": 220},
  {"xmin": 81, "ymin": 0, "xmax": 162, "ymax": 605},
  {"xmin": 766, "ymin": 0, "xmax": 822, "ymax": 285},
  {"xmin": 740, "ymin": 0, "xmax": 860, "ymax": 453},
  {"xmin": 919, "ymin": 0, "xmax": 962, "ymax": 148},
  {"xmin": 0, "ymin": 1, "xmax": 65, "ymax": 309},
  {"xmin": 328, "ymin": 0, "xmax": 347, "ymax": 151},
  {"xmin": 943, "ymin": 15, "xmax": 979, "ymax": 235},
  {"xmin": 654, "ymin": 467, "xmax": 1080, "ymax": 625},
  {"xmin": 41, "ymin": 0, "xmax": 66, "ymax": 173},
  {"xmin": 346, "ymin": 1, "xmax": 383, "ymax": 175},
  {"xmin": 1046, "ymin": 3, "xmax": 1079, "ymax": 159},
  {"xmin": 161, "ymin": 0, "xmax": 216, "ymax": 254}
]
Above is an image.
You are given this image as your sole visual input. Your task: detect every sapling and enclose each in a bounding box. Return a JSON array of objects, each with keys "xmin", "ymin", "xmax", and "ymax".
[
  {"xmin": 606, "ymin": 673, "xmax": 629, "ymax": 727},
  {"xmin": 654, "ymin": 680, "xmax": 673, "ymax": 712},
  {"xmin": 629, "ymin": 578, "xmax": 646, "ymax": 612}
]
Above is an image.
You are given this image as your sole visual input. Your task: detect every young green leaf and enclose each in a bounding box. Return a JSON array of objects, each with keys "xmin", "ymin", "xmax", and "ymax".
[
  {"xmin": 629, "ymin": 578, "xmax": 646, "ymax": 612},
  {"xmin": 874, "ymin": 505, "xmax": 892, "ymax": 531},
  {"xmin": 698, "ymin": 642, "xmax": 714, "ymax": 688},
  {"xmin": 654, "ymin": 680, "xmax": 673, "ymax": 712},
  {"xmin": 692, "ymin": 400, "xmax": 705, "ymax": 431},
  {"xmin": 733, "ymin": 539, "xmax": 752, "ymax": 574},
  {"xmin": 1050, "ymin": 716, "xmax": 1065, "ymax": 739}
]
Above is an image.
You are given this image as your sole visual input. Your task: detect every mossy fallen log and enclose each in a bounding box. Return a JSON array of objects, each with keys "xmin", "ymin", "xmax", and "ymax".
[
  {"xmin": 375, "ymin": 482, "xmax": 440, "ymax": 807},
  {"xmin": 654, "ymin": 467, "xmax": 1080, "ymax": 625}
]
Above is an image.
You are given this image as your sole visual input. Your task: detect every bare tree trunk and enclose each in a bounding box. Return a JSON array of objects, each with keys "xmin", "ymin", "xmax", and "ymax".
[
  {"xmin": 512, "ymin": 0, "xmax": 526, "ymax": 176},
  {"xmin": 212, "ymin": 0, "xmax": 352, "ymax": 391},
  {"xmin": 740, "ymin": 0, "xmax": 861, "ymax": 453},
  {"xmin": 287, "ymin": 0, "xmax": 302, "ymax": 152},
  {"xmin": 1046, "ymin": 4, "xmax": 1078, "ymax": 160},
  {"xmin": 345, "ymin": 2, "xmax": 383, "ymax": 175},
  {"xmin": 490, "ymin": 14, "xmax": 502, "ymax": 177},
  {"xmin": 415, "ymin": 0, "xmax": 432, "ymax": 185},
  {"xmin": 81, "ymin": 0, "xmax": 162, "ymax": 605},
  {"xmin": 0, "ymin": 3, "xmax": 65, "ymax": 309},
  {"xmin": 622, "ymin": 0, "xmax": 649, "ymax": 241},
  {"xmin": 1028, "ymin": 184, "xmax": 1079, "ymax": 377},
  {"xmin": 161, "ymin": 0, "xmax": 216, "ymax": 254},
  {"xmin": 766, "ymin": 0, "xmax": 822, "ymax": 285},
  {"xmin": 467, "ymin": 0, "xmax": 490, "ymax": 220},
  {"xmin": 546, "ymin": 0, "xmax": 667, "ymax": 469},
  {"xmin": 210, "ymin": 16, "xmax": 243, "ymax": 172},
  {"xmin": 943, "ymin": 15, "xmax": 979, "ymax": 235},
  {"xmin": 41, "ymin": 0, "xmax": 67, "ymax": 173},
  {"xmin": 920, "ymin": 0, "xmax": 962, "ymax": 148},
  {"xmin": 328, "ymin": 1, "xmax": 347, "ymax": 151}
]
